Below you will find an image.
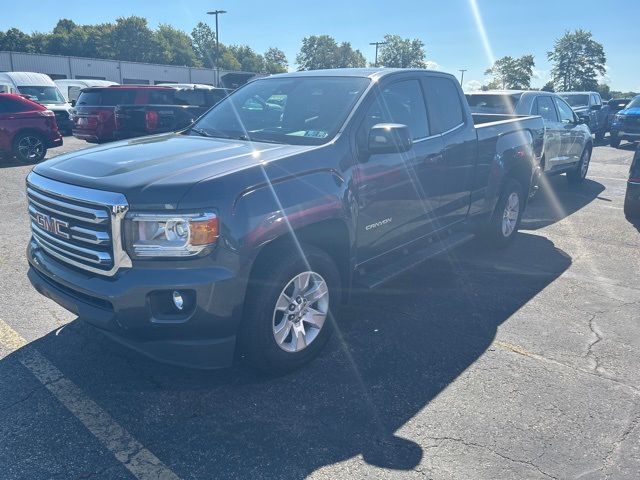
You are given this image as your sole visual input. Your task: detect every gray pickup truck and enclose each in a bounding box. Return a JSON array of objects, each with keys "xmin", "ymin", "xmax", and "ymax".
[{"xmin": 26, "ymin": 68, "xmax": 544, "ymax": 372}]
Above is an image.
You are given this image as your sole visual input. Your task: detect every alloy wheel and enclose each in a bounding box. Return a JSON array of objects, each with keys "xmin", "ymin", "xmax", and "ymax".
[{"xmin": 272, "ymin": 271, "xmax": 329, "ymax": 353}]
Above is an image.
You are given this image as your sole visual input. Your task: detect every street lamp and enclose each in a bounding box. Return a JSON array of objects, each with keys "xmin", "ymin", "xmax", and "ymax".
[
  {"xmin": 459, "ymin": 69, "xmax": 467, "ymax": 85},
  {"xmin": 207, "ymin": 9, "xmax": 227, "ymax": 84},
  {"xmin": 369, "ymin": 41, "xmax": 387, "ymax": 67}
]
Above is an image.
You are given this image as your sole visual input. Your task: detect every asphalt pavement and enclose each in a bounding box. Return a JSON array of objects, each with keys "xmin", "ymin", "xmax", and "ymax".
[{"xmin": 0, "ymin": 136, "xmax": 638, "ymax": 479}]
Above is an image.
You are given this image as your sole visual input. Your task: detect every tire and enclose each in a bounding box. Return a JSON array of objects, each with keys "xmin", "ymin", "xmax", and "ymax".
[
  {"xmin": 240, "ymin": 243, "xmax": 341, "ymax": 374},
  {"xmin": 567, "ymin": 147, "xmax": 591, "ymax": 184},
  {"xmin": 610, "ymin": 134, "xmax": 621, "ymax": 148},
  {"xmin": 482, "ymin": 178, "xmax": 524, "ymax": 248},
  {"xmin": 12, "ymin": 132, "xmax": 47, "ymax": 164}
]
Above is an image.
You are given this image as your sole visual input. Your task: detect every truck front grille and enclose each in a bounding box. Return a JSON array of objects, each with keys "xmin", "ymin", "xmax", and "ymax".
[{"xmin": 26, "ymin": 173, "xmax": 131, "ymax": 276}]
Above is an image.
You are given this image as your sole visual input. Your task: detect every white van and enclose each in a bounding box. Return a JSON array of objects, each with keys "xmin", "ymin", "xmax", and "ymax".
[
  {"xmin": 0, "ymin": 72, "xmax": 73, "ymax": 134},
  {"xmin": 55, "ymin": 79, "xmax": 118, "ymax": 103}
]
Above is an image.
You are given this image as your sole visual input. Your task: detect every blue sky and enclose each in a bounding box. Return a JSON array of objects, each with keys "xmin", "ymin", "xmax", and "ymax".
[{"xmin": 2, "ymin": 0, "xmax": 637, "ymax": 91}]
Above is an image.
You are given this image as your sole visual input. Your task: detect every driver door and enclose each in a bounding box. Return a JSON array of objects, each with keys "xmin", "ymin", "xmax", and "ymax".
[{"xmin": 354, "ymin": 78, "xmax": 444, "ymax": 263}]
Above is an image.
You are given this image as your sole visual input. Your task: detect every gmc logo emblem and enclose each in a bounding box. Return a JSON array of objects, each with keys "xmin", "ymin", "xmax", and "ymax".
[{"xmin": 35, "ymin": 212, "xmax": 69, "ymax": 239}]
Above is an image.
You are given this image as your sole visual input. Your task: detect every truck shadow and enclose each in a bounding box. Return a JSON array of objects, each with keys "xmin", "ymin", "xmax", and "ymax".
[
  {"xmin": 522, "ymin": 176, "xmax": 605, "ymax": 230},
  {"xmin": 3, "ymin": 233, "xmax": 571, "ymax": 478}
]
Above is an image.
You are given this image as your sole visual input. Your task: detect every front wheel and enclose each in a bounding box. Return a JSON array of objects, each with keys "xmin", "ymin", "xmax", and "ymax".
[
  {"xmin": 482, "ymin": 178, "xmax": 524, "ymax": 248},
  {"xmin": 13, "ymin": 132, "xmax": 47, "ymax": 163},
  {"xmin": 567, "ymin": 147, "xmax": 591, "ymax": 184},
  {"xmin": 240, "ymin": 244, "xmax": 341, "ymax": 373}
]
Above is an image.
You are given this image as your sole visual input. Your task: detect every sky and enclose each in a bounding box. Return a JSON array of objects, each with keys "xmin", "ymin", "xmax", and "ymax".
[{"xmin": 1, "ymin": 0, "xmax": 637, "ymax": 91}]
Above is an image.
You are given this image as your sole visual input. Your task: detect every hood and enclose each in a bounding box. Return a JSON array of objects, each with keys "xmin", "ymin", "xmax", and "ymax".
[
  {"xmin": 33, "ymin": 133, "xmax": 316, "ymax": 207},
  {"xmin": 43, "ymin": 103, "xmax": 71, "ymax": 111},
  {"xmin": 619, "ymin": 107, "xmax": 640, "ymax": 116}
]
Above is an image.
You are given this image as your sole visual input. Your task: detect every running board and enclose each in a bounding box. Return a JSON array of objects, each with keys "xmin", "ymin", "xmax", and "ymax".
[{"xmin": 355, "ymin": 232, "xmax": 475, "ymax": 289}]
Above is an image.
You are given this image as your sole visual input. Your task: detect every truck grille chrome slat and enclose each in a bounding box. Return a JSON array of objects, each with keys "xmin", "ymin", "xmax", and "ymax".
[{"xmin": 27, "ymin": 173, "xmax": 132, "ymax": 276}]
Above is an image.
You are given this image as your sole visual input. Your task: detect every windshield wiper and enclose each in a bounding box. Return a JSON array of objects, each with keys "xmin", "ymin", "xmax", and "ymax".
[{"xmin": 189, "ymin": 126, "xmax": 231, "ymax": 139}]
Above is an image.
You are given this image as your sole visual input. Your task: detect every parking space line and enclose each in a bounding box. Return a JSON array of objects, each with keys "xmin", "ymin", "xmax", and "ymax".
[{"xmin": 0, "ymin": 319, "xmax": 181, "ymax": 480}]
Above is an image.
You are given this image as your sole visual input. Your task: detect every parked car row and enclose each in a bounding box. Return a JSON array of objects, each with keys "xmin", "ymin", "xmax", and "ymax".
[
  {"xmin": 466, "ymin": 90, "xmax": 593, "ymax": 190},
  {"xmin": 71, "ymin": 84, "xmax": 231, "ymax": 143}
]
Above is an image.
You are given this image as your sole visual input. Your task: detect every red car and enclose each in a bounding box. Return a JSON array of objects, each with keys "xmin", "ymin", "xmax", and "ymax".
[
  {"xmin": 71, "ymin": 85, "xmax": 176, "ymax": 143},
  {"xmin": 0, "ymin": 94, "xmax": 63, "ymax": 163}
]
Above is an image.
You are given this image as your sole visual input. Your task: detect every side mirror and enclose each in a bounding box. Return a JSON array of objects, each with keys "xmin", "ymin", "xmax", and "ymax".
[
  {"xmin": 591, "ymin": 104, "xmax": 602, "ymax": 111},
  {"xmin": 367, "ymin": 123, "xmax": 412, "ymax": 155},
  {"xmin": 70, "ymin": 100, "xmax": 76, "ymax": 107}
]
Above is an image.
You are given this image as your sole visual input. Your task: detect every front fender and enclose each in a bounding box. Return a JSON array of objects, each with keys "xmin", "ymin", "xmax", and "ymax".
[{"xmin": 232, "ymin": 169, "xmax": 352, "ymax": 251}]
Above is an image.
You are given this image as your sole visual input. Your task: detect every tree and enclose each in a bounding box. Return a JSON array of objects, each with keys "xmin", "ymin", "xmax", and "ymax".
[
  {"xmin": 191, "ymin": 22, "xmax": 217, "ymax": 68},
  {"xmin": 547, "ymin": 29, "xmax": 606, "ymax": 91},
  {"xmin": 485, "ymin": 55, "xmax": 535, "ymax": 89},
  {"xmin": 596, "ymin": 83, "xmax": 612, "ymax": 100},
  {"xmin": 541, "ymin": 81, "xmax": 555, "ymax": 92},
  {"xmin": 155, "ymin": 24, "xmax": 199, "ymax": 66},
  {"xmin": 0, "ymin": 28, "xmax": 33, "ymax": 52},
  {"xmin": 264, "ymin": 47, "xmax": 288, "ymax": 74},
  {"xmin": 228, "ymin": 45, "xmax": 265, "ymax": 72},
  {"xmin": 335, "ymin": 42, "xmax": 366, "ymax": 68},
  {"xmin": 296, "ymin": 35, "xmax": 365, "ymax": 70},
  {"xmin": 377, "ymin": 34, "xmax": 427, "ymax": 68},
  {"xmin": 108, "ymin": 16, "xmax": 160, "ymax": 63}
]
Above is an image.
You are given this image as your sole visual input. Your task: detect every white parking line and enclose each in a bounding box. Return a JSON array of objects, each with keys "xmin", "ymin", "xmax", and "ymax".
[{"xmin": 0, "ymin": 319, "xmax": 181, "ymax": 480}]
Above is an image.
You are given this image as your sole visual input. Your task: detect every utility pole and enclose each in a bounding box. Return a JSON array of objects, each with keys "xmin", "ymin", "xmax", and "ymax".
[
  {"xmin": 459, "ymin": 69, "xmax": 467, "ymax": 85},
  {"xmin": 369, "ymin": 41, "xmax": 387, "ymax": 67},
  {"xmin": 207, "ymin": 9, "xmax": 227, "ymax": 85}
]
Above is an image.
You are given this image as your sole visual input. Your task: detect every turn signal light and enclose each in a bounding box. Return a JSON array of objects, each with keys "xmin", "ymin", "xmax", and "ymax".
[{"xmin": 189, "ymin": 217, "xmax": 219, "ymax": 245}]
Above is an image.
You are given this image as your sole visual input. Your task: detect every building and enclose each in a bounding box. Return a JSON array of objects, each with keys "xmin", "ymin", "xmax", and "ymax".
[{"xmin": 0, "ymin": 51, "xmax": 261, "ymax": 88}]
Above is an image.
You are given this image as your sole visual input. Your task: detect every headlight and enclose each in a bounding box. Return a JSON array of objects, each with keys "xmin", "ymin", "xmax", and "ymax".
[{"xmin": 125, "ymin": 212, "xmax": 218, "ymax": 258}]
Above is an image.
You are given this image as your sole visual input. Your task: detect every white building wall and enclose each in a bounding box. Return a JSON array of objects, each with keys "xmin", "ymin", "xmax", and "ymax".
[{"xmin": 0, "ymin": 51, "xmax": 261, "ymax": 86}]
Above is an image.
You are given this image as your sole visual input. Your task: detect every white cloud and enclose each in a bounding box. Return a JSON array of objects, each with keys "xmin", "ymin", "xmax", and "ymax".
[
  {"xmin": 464, "ymin": 80, "xmax": 483, "ymax": 91},
  {"xmin": 425, "ymin": 61, "xmax": 441, "ymax": 70}
]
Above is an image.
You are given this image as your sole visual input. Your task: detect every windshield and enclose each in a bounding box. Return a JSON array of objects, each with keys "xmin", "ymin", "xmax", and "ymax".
[
  {"xmin": 191, "ymin": 76, "xmax": 370, "ymax": 145},
  {"xmin": 17, "ymin": 85, "xmax": 66, "ymax": 104},
  {"xmin": 560, "ymin": 94, "xmax": 589, "ymax": 108},
  {"xmin": 465, "ymin": 94, "xmax": 521, "ymax": 114},
  {"xmin": 624, "ymin": 96, "xmax": 640, "ymax": 110}
]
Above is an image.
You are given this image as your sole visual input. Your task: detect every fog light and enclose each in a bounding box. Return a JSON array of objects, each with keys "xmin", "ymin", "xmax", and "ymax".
[{"xmin": 172, "ymin": 291, "xmax": 184, "ymax": 311}]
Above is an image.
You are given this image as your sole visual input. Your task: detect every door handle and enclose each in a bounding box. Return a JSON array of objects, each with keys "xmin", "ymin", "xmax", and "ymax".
[{"xmin": 424, "ymin": 154, "xmax": 444, "ymax": 164}]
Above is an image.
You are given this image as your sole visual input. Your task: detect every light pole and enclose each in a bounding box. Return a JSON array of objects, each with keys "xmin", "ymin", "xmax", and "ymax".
[
  {"xmin": 207, "ymin": 9, "xmax": 227, "ymax": 85},
  {"xmin": 459, "ymin": 69, "xmax": 467, "ymax": 85},
  {"xmin": 369, "ymin": 41, "xmax": 387, "ymax": 67}
]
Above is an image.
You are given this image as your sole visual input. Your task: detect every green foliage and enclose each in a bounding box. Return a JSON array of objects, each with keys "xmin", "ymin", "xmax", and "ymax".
[
  {"xmin": 547, "ymin": 29, "xmax": 606, "ymax": 91},
  {"xmin": 264, "ymin": 47, "xmax": 288, "ymax": 74},
  {"xmin": 485, "ymin": 55, "xmax": 535, "ymax": 90},
  {"xmin": 596, "ymin": 83, "xmax": 611, "ymax": 100},
  {"xmin": 541, "ymin": 81, "xmax": 555, "ymax": 92},
  {"xmin": 296, "ymin": 35, "xmax": 366, "ymax": 70},
  {"xmin": 377, "ymin": 34, "xmax": 427, "ymax": 68},
  {"xmin": 0, "ymin": 18, "xmax": 289, "ymax": 73}
]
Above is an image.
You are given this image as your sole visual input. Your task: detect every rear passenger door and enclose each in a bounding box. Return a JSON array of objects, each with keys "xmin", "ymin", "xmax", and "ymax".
[
  {"xmin": 354, "ymin": 78, "xmax": 444, "ymax": 262},
  {"xmin": 421, "ymin": 75, "xmax": 477, "ymax": 227},
  {"xmin": 532, "ymin": 95, "xmax": 564, "ymax": 170},
  {"xmin": 554, "ymin": 97, "xmax": 582, "ymax": 163}
]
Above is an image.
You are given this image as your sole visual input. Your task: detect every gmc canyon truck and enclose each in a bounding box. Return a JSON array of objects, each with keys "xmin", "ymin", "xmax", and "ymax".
[{"xmin": 26, "ymin": 69, "xmax": 544, "ymax": 373}]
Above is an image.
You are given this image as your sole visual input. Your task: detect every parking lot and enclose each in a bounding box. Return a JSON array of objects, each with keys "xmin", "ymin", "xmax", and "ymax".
[{"xmin": 0, "ymin": 137, "xmax": 638, "ymax": 479}]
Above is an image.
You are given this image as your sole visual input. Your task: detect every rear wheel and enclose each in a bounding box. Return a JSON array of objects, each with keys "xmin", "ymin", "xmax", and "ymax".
[
  {"xmin": 240, "ymin": 243, "xmax": 341, "ymax": 373},
  {"xmin": 482, "ymin": 178, "xmax": 524, "ymax": 248},
  {"xmin": 610, "ymin": 134, "xmax": 621, "ymax": 148},
  {"xmin": 12, "ymin": 132, "xmax": 47, "ymax": 163},
  {"xmin": 567, "ymin": 147, "xmax": 591, "ymax": 184}
]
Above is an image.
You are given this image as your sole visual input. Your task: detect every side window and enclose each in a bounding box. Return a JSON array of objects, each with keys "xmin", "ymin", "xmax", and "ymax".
[
  {"xmin": 533, "ymin": 96, "xmax": 559, "ymax": 122},
  {"xmin": 0, "ymin": 97, "xmax": 28, "ymax": 114},
  {"xmin": 554, "ymin": 98, "xmax": 575, "ymax": 124},
  {"xmin": 360, "ymin": 79, "xmax": 429, "ymax": 140},
  {"xmin": 422, "ymin": 76, "xmax": 464, "ymax": 134},
  {"xmin": 592, "ymin": 93, "xmax": 601, "ymax": 106}
]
